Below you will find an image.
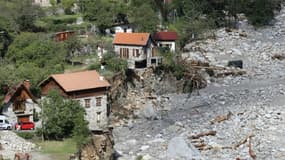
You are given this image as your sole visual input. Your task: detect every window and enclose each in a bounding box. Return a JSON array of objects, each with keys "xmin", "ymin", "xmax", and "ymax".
[
  {"xmin": 13, "ymin": 100, "xmax": 26, "ymax": 112},
  {"xmin": 97, "ymin": 112, "xmax": 101, "ymax": 122},
  {"xmin": 135, "ymin": 49, "xmax": 139, "ymax": 57},
  {"xmin": 96, "ymin": 97, "xmax": 102, "ymax": 106},
  {"xmin": 119, "ymin": 48, "xmax": 129, "ymax": 58},
  {"xmin": 132, "ymin": 49, "xmax": 139, "ymax": 57},
  {"xmin": 84, "ymin": 99, "xmax": 91, "ymax": 108}
]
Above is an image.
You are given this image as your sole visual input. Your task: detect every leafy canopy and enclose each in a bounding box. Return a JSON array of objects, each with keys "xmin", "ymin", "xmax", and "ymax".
[{"xmin": 41, "ymin": 90, "xmax": 90, "ymax": 146}]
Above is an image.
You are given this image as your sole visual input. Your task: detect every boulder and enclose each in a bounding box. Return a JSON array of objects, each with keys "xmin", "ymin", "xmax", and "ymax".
[
  {"xmin": 167, "ymin": 136, "xmax": 202, "ymax": 160},
  {"xmin": 140, "ymin": 102, "xmax": 158, "ymax": 120}
]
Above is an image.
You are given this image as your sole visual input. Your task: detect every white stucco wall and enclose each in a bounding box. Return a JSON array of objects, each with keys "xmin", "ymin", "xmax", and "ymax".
[
  {"xmin": 114, "ymin": 26, "xmax": 133, "ymax": 34},
  {"xmin": 33, "ymin": 0, "xmax": 51, "ymax": 7}
]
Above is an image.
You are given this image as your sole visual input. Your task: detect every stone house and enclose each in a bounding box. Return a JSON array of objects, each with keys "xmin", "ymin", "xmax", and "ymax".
[
  {"xmin": 152, "ymin": 31, "xmax": 178, "ymax": 52},
  {"xmin": 39, "ymin": 70, "xmax": 111, "ymax": 131},
  {"xmin": 113, "ymin": 32, "xmax": 161, "ymax": 69},
  {"xmin": 2, "ymin": 80, "xmax": 39, "ymax": 124}
]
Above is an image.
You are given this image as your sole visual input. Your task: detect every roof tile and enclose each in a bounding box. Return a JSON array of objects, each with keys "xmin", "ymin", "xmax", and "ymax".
[
  {"xmin": 113, "ymin": 33, "xmax": 150, "ymax": 46},
  {"xmin": 50, "ymin": 70, "xmax": 110, "ymax": 92},
  {"xmin": 152, "ymin": 31, "xmax": 178, "ymax": 41}
]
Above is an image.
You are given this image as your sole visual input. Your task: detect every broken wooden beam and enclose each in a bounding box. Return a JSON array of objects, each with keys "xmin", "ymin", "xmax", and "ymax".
[
  {"xmin": 249, "ymin": 136, "xmax": 257, "ymax": 160},
  {"xmin": 272, "ymin": 54, "xmax": 285, "ymax": 60},
  {"xmin": 233, "ymin": 134, "xmax": 254, "ymax": 149},
  {"xmin": 191, "ymin": 130, "xmax": 217, "ymax": 139}
]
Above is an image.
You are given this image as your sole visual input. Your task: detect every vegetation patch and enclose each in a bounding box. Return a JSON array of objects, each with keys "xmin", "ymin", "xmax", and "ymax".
[
  {"xmin": 36, "ymin": 139, "xmax": 77, "ymax": 160},
  {"xmin": 16, "ymin": 132, "xmax": 35, "ymax": 140}
]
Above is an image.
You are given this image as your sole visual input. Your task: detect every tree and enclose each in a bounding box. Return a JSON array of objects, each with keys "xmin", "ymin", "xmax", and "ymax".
[
  {"xmin": 0, "ymin": 28, "xmax": 12, "ymax": 58},
  {"xmin": 64, "ymin": 35, "xmax": 82, "ymax": 60},
  {"xmin": 82, "ymin": 0, "xmax": 115, "ymax": 33},
  {"xmin": 41, "ymin": 90, "xmax": 90, "ymax": 146},
  {"xmin": 128, "ymin": 3, "xmax": 159, "ymax": 32},
  {"xmin": 244, "ymin": 0, "xmax": 279, "ymax": 26},
  {"xmin": 102, "ymin": 51, "xmax": 128, "ymax": 72},
  {"xmin": 61, "ymin": 0, "xmax": 76, "ymax": 14},
  {"xmin": 6, "ymin": 32, "xmax": 66, "ymax": 69}
]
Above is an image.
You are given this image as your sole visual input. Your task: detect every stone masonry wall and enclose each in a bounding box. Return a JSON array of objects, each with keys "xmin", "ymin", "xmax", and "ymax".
[{"xmin": 77, "ymin": 94, "xmax": 108, "ymax": 131}]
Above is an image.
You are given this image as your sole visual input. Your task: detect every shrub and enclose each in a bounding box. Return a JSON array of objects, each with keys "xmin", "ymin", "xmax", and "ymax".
[
  {"xmin": 17, "ymin": 132, "xmax": 35, "ymax": 140},
  {"xmin": 103, "ymin": 52, "xmax": 128, "ymax": 72},
  {"xmin": 87, "ymin": 61, "xmax": 101, "ymax": 70}
]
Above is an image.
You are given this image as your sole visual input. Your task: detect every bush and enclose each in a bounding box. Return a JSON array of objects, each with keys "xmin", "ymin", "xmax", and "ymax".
[
  {"xmin": 87, "ymin": 61, "xmax": 101, "ymax": 70},
  {"xmin": 103, "ymin": 52, "xmax": 128, "ymax": 72},
  {"xmin": 17, "ymin": 132, "xmax": 35, "ymax": 140},
  {"xmin": 158, "ymin": 51, "xmax": 185, "ymax": 79}
]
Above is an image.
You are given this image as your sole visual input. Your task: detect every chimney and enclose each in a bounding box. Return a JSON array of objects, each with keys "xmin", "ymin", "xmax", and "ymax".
[
  {"xmin": 23, "ymin": 80, "xmax": 30, "ymax": 89},
  {"xmin": 99, "ymin": 76, "xmax": 104, "ymax": 81}
]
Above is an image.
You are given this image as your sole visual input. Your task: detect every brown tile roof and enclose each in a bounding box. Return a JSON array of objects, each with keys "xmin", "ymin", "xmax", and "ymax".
[
  {"xmin": 3, "ymin": 83, "xmax": 37, "ymax": 104},
  {"xmin": 113, "ymin": 33, "xmax": 150, "ymax": 46},
  {"xmin": 152, "ymin": 31, "xmax": 178, "ymax": 41},
  {"xmin": 48, "ymin": 70, "xmax": 110, "ymax": 92}
]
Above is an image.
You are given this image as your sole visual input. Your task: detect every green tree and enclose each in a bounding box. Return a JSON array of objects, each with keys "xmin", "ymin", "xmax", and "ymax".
[
  {"xmin": 61, "ymin": 0, "xmax": 76, "ymax": 14},
  {"xmin": 102, "ymin": 52, "xmax": 128, "ymax": 72},
  {"xmin": 10, "ymin": 0, "xmax": 44, "ymax": 32},
  {"xmin": 82, "ymin": 0, "xmax": 114, "ymax": 33},
  {"xmin": 244, "ymin": 0, "xmax": 279, "ymax": 26},
  {"xmin": 0, "ymin": 29, "xmax": 12, "ymax": 58},
  {"xmin": 6, "ymin": 32, "xmax": 66, "ymax": 69},
  {"xmin": 0, "ymin": 64, "xmax": 18, "ymax": 88},
  {"xmin": 64, "ymin": 35, "xmax": 82, "ymax": 59},
  {"xmin": 41, "ymin": 90, "xmax": 90, "ymax": 146},
  {"xmin": 128, "ymin": 3, "xmax": 159, "ymax": 32}
]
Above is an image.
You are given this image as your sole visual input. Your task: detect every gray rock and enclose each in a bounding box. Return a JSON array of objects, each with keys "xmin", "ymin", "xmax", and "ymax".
[
  {"xmin": 141, "ymin": 102, "xmax": 158, "ymax": 120},
  {"xmin": 166, "ymin": 136, "xmax": 202, "ymax": 160}
]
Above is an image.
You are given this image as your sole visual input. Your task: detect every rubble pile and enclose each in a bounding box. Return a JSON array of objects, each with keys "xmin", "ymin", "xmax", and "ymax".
[
  {"xmin": 113, "ymin": 5, "xmax": 285, "ymax": 160},
  {"xmin": 77, "ymin": 130, "xmax": 114, "ymax": 160},
  {"xmin": 0, "ymin": 131, "xmax": 36, "ymax": 158}
]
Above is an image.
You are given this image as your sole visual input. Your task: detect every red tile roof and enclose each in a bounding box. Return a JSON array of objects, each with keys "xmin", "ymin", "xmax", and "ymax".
[
  {"xmin": 113, "ymin": 33, "xmax": 150, "ymax": 46},
  {"xmin": 47, "ymin": 70, "xmax": 110, "ymax": 92},
  {"xmin": 152, "ymin": 31, "xmax": 178, "ymax": 41}
]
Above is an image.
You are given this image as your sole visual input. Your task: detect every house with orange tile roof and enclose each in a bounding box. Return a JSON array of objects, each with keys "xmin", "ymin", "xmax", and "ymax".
[
  {"xmin": 39, "ymin": 70, "xmax": 111, "ymax": 131},
  {"xmin": 113, "ymin": 32, "xmax": 161, "ymax": 69},
  {"xmin": 2, "ymin": 80, "xmax": 40, "ymax": 125}
]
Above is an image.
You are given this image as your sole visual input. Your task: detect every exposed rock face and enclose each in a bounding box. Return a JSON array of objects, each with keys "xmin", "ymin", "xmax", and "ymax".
[
  {"xmin": 78, "ymin": 130, "xmax": 114, "ymax": 160},
  {"xmin": 110, "ymin": 68, "xmax": 205, "ymax": 127}
]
